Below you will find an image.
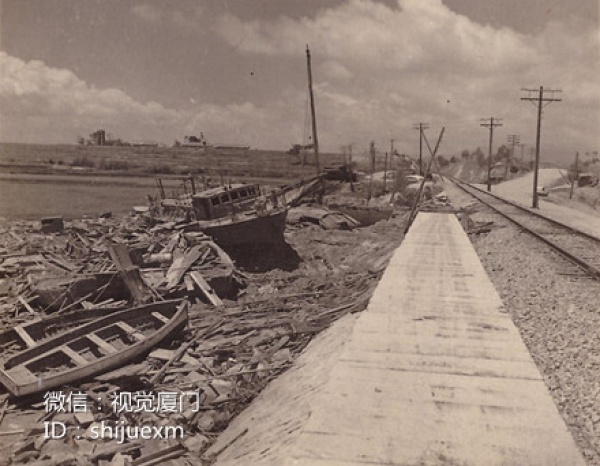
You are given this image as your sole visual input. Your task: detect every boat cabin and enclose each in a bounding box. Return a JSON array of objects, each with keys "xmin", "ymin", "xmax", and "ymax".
[{"xmin": 191, "ymin": 184, "xmax": 261, "ymax": 220}]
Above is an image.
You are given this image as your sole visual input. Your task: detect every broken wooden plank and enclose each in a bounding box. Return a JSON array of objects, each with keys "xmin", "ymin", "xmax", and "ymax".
[
  {"xmin": 17, "ymin": 296, "xmax": 35, "ymax": 315},
  {"xmin": 149, "ymin": 318, "xmax": 225, "ymax": 385},
  {"xmin": 56, "ymin": 291, "xmax": 94, "ymax": 314},
  {"xmin": 107, "ymin": 243, "xmax": 152, "ymax": 304},
  {"xmin": 165, "ymin": 246, "xmax": 202, "ymax": 289},
  {"xmin": 107, "ymin": 243, "xmax": 134, "ymax": 269},
  {"xmin": 131, "ymin": 444, "xmax": 186, "ymax": 466},
  {"xmin": 14, "ymin": 326, "xmax": 36, "ymax": 348},
  {"xmin": 42, "ymin": 253, "xmax": 77, "ymax": 272},
  {"xmin": 183, "ymin": 274, "xmax": 195, "ymax": 292},
  {"xmin": 189, "ymin": 271, "xmax": 223, "ymax": 307},
  {"xmin": 94, "ymin": 362, "xmax": 151, "ymax": 382},
  {"xmin": 0, "ymin": 397, "xmax": 8, "ymax": 429},
  {"xmin": 89, "ymin": 441, "xmax": 143, "ymax": 462}
]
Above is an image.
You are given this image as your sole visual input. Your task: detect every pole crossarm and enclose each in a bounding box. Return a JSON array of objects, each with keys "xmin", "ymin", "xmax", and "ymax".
[{"xmin": 480, "ymin": 119, "xmax": 503, "ymax": 128}]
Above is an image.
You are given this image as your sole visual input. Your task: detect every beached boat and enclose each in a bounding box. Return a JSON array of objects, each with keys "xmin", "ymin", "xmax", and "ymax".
[
  {"xmin": 0, "ymin": 299, "xmax": 188, "ymax": 397},
  {"xmin": 190, "ymin": 184, "xmax": 288, "ymax": 247},
  {"xmin": 0, "ymin": 306, "xmax": 124, "ymax": 355}
]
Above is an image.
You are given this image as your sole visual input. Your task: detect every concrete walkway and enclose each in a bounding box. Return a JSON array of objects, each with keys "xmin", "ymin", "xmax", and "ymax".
[{"xmin": 282, "ymin": 213, "xmax": 585, "ymax": 465}]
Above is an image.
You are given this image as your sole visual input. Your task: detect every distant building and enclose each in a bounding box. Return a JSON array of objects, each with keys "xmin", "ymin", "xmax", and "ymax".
[{"xmin": 89, "ymin": 129, "xmax": 106, "ymax": 146}]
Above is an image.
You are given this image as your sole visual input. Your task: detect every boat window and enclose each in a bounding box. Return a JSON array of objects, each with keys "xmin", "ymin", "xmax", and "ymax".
[
  {"xmin": 239, "ymin": 188, "xmax": 248, "ymax": 198},
  {"xmin": 220, "ymin": 194, "xmax": 230, "ymax": 204},
  {"xmin": 248, "ymin": 187, "xmax": 255, "ymax": 196},
  {"xmin": 210, "ymin": 197, "xmax": 220, "ymax": 206},
  {"xmin": 230, "ymin": 191, "xmax": 240, "ymax": 200}
]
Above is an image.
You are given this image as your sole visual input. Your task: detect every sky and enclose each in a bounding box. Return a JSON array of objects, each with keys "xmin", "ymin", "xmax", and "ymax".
[{"xmin": 0, "ymin": 0, "xmax": 599, "ymax": 164}]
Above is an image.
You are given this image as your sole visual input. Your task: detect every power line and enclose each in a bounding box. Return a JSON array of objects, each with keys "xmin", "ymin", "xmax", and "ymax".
[
  {"xmin": 480, "ymin": 117, "xmax": 503, "ymax": 192},
  {"xmin": 521, "ymin": 86, "xmax": 562, "ymax": 208}
]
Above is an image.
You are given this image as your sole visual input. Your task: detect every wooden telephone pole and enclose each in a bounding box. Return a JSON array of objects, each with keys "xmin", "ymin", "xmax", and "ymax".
[
  {"xmin": 306, "ymin": 45, "xmax": 322, "ymax": 196},
  {"xmin": 480, "ymin": 117, "xmax": 503, "ymax": 191},
  {"xmin": 367, "ymin": 141, "xmax": 376, "ymax": 202},
  {"xmin": 384, "ymin": 139, "xmax": 394, "ymax": 192},
  {"xmin": 569, "ymin": 152, "xmax": 579, "ymax": 200},
  {"xmin": 413, "ymin": 123, "xmax": 429, "ymax": 176},
  {"xmin": 521, "ymin": 86, "xmax": 562, "ymax": 208}
]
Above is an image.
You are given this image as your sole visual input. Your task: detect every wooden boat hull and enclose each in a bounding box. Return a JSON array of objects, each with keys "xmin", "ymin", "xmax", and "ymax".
[
  {"xmin": 0, "ymin": 300, "xmax": 188, "ymax": 397},
  {"xmin": 0, "ymin": 306, "xmax": 124, "ymax": 355},
  {"xmin": 198, "ymin": 208, "xmax": 288, "ymax": 248}
]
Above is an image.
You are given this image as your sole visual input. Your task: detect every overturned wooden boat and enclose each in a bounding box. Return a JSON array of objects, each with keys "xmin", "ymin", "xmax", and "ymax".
[
  {"xmin": 0, "ymin": 300, "xmax": 188, "ymax": 397},
  {"xmin": 0, "ymin": 305, "xmax": 124, "ymax": 356}
]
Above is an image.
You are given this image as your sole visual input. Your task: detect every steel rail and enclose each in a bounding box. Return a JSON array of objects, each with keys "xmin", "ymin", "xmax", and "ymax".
[{"xmin": 449, "ymin": 177, "xmax": 600, "ymax": 280}]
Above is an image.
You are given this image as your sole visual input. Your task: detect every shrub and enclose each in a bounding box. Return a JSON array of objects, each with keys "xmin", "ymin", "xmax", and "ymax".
[
  {"xmin": 147, "ymin": 164, "xmax": 174, "ymax": 174},
  {"xmin": 71, "ymin": 156, "xmax": 95, "ymax": 168},
  {"xmin": 99, "ymin": 159, "xmax": 131, "ymax": 170}
]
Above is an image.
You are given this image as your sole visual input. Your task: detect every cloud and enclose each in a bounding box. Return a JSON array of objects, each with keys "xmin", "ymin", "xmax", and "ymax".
[
  {"xmin": 131, "ymin": 4, "xmax": 163, "ymax": 24},
  {"xmin": 0, "ymin": 52, "xmax": 302, "ymax": 148},
  {"xmin": 0, "ymin": 52, "xmax": 183, "ymax": 143},
  {"xmin": 320, "ymin": 61, "xmax": 353, "ymax": 80},
  {"xmin": 131, "ymin": 4, "xmax": 207, "ymax": 32},
  {"xmin": 212, "ymin": 0, "xmax": 600, "ymax": 159},
  {"xmin": 1, "ymin": 0, "xmax": 598, "ymax": 161}
]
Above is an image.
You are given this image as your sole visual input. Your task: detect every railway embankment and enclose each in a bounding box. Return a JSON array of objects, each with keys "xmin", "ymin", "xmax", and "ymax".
[{"xmin": 445, "ymin": 180, "xmax": 600, "ymax": 465}]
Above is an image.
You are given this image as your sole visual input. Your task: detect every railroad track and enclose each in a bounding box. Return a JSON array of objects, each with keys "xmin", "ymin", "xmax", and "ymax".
[{"xmin": 449, "ymin": 177, "xmax": 600, "ymax": 281}]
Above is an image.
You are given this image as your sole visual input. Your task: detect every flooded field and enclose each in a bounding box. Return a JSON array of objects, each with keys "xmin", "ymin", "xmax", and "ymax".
[
  {"xmin": 0, "ymin": 174, "xmax": 171, "ymax": 219},
  {"xmin": 0, "ymin": 172, "xmax": 295, "ymax": 220}
]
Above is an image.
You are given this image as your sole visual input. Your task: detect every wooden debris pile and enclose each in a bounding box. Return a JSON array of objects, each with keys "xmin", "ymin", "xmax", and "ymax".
[
  {"xmin": 0, "ymin": 215, "xmax": 240, "ymax": 327},
  {"xmin": 286, "ymin": 205, "xmax": 361, "ymax": 230},
  {"xmin": 454, "ymin": 202, "xmax": 497, "ymax": 235},
  {"xmin": 0, "ymin": 206, "xmax": 408, "ymax": 465},
  {"xmin": 0, "ymin": 275, "xmax": 380, "ymax": 465}
]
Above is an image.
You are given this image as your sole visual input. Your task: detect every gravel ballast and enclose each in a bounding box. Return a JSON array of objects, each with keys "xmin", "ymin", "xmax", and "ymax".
[{"xmin": 445, "ymin": 181, "xmax": 600, "ymax": 465}]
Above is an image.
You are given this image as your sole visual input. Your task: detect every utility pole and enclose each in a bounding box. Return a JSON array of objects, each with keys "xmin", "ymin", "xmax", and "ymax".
[
  {"xmin": 413, "ymin": 123, "xmax": 429, "ymax": 176},
  {"xmin": 367, "ymin": 141, "xmax": 376, "ymax": 202},
  {"xmin": 518, "ymin": 143, "xmax": 525, "ymax": 162},
  {"xmin": 384, "ymin": 139, "xmax": 394, "ymax": 192},
  {"xmin": 521, "ymin": 86, "xmax": 562, "ymax": 208},
  {"xmin": 348, "ymin": 143, "xmax": 355, "ymax": 191},
  {"xmin": 383, "ymin": 152, "xmax": 389, "ymax": 192},
  {"xmin": 505, "ymin": 134, "xmax": 520, "ymax": 180},
  {"xmin": 569, "ymin": 152, "xmax": 579, "ymax": 199},
  {"xmin": 306, "ymin": 45, "xmax": 321, "ymax": 183},
  {"xmin": 480, "ymin": 117, "xmax": 503, "ymax": 191}
]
